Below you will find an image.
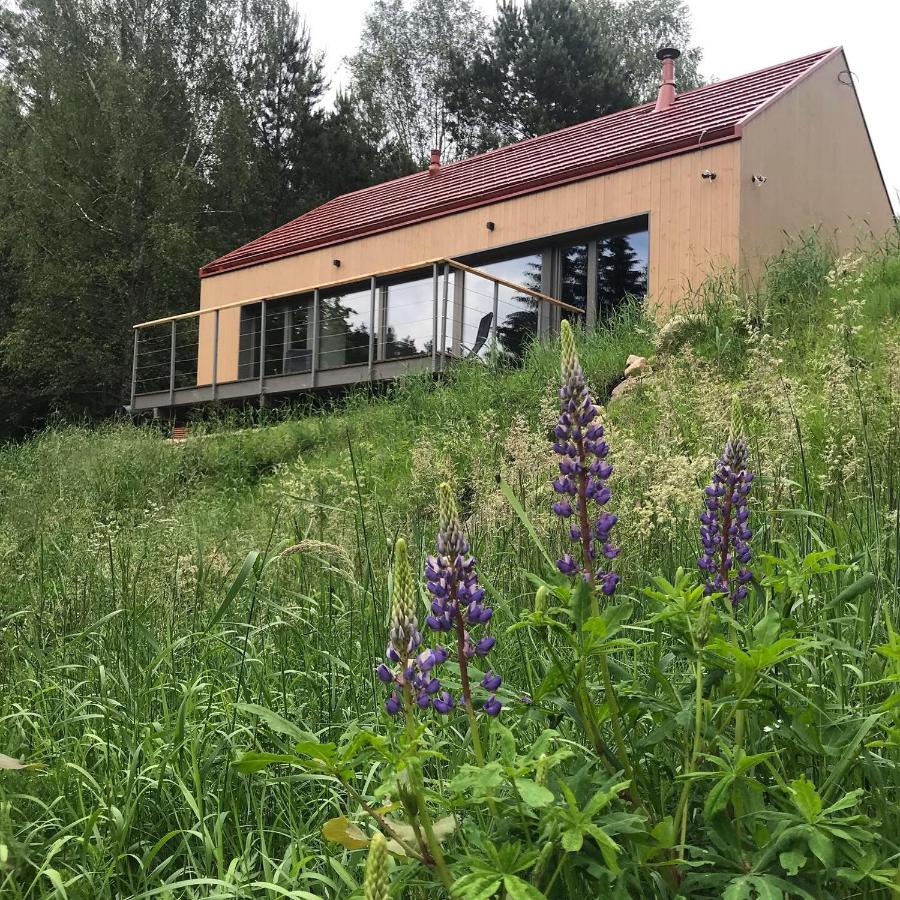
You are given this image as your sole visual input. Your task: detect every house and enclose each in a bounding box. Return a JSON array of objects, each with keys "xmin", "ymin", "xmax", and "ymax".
[{"xmin": 130, "ymin": 45, "xmax": 894, "ymax": 413}]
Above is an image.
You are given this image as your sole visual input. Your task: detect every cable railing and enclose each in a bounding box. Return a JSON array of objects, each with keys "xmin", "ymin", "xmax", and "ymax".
[{"xmin": 130, "ymin": 257, "xmax": 583, "ymax": 410}]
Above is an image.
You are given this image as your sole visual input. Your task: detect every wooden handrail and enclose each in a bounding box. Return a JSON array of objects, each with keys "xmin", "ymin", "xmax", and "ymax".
[{"xmin": 133, "ymin": 256, "xmax": 584, "ymax": 328}]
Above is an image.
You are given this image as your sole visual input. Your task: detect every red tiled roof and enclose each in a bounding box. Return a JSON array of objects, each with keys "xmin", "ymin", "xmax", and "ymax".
[{"xmin": 201, "ymin": 47, "xmax": 838, "ymax": 278}]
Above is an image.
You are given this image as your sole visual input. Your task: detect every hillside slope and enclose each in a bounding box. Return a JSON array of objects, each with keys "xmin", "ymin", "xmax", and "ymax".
[{"xmin": 1, "ymin": 233, "xmax": 899, "ymax": 898}]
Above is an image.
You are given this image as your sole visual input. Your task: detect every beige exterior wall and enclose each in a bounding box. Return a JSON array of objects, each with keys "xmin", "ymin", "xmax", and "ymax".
[
  {"xmin": 197, "ymin": 141, "xmax": 742, "ymax": 384},
  {"xmin": 738, "ymin": 50, "xmax": 894, "ymax": 280}
]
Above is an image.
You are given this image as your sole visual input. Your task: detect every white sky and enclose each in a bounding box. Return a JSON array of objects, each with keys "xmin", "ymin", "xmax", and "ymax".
[{"xmin": 295, "ymin": 0, "xmax": 900, "ymax": 211}]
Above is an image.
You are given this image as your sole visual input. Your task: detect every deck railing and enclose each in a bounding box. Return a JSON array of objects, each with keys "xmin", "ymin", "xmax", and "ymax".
[{"xmin": 130, "ymin": 257, "xmax": 584, "ymax": 412}]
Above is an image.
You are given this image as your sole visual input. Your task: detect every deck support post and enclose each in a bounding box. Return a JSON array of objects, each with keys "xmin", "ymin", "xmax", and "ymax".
[
  {"xmin": 439, "ymin": 263, "xmax": 450, "ymax": 372},
  {"xmin": 130, "ymin": 329, "xmax": 139, "ymax": 414},
  {"xmin": 368, "ymin": 276, "xmax": 377, "ymax": 381},
  {"xmin": 431, "ymin": 262, "xmax": 439, "ymax": 373},
  {"xmin": 258, "ymin": 300, "xmax": 267, "ymax": 406},
  {"xmin": 211, "ymin": 309, "xmax": 219, "ymax": 401},
  {"xmin": 491, "ymin": 281, "xmax": 499, "ymax": 356},
  {"xmin": 311, "ymin": 290, "xmax": 320, "ymax": 387},
  {"xmin": 169, "ymin": 320, "xmax": 177, "ymax": 410}
]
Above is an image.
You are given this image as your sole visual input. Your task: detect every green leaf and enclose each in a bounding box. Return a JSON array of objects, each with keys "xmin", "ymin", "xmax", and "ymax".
[
  {"xmin": 789, "ymin": 777, "xmax": 822, "ymax": 822},
  {"xmin": 450, "ymin": 762, "xmax": 503, "ymax": 798},
  {"xmin": 724, "ymin": 875, "xmax": 783, "ymax": 900},
  {"xmin": 650, "ymin": 816, "xmax": 677, "ymax": 849},
  {"xmin": 582, "ymin": 603, "xmax": 633, "ymax": 642},
  {"xmin": 569, "ymin": 578, "xmax": 593, "ymax": 630},
  {"xmin": 806, "ymin": 829, "xmax": 835, "ymax": 870},
  {"xmin": 561, "ymin": 827, "xmax": 584, "ymax": 852},
  {"xmin": 779, "ymin": 848, "xmax": 807, "ymax": 876},
  {"xmin": 825, "ymin": 573, "xmax": 876, "ymax": 610},
  {"xmin": 502, "ymin": 874, "xmax": 547, "ymax": 899},
  {"xmin": 233, "ymin": 751, "xmax": 303, "ymax": 775},
  {"xmin": 235, "ymin": 703, "xmax": 312, "ymax": 742},
  {"xmin": 513, "ymin": 778, "xmax": 554, "ymax": 809},
  {"xmin": 703, "ymin": 774, "xmax": 736, "ymax": 821},
  {"xmin": 204, "ymin": 550, "xmax": 259, "ymax": 633},
  {"xmin": 451, "ymin": 874, "xmax": 503, "ymax": 900},
  {"xmin": 499, "ymin": 479, "xmax": 555, "ymax": 571}
]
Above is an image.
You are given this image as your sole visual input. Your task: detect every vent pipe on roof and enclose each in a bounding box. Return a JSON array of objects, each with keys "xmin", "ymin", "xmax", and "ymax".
[
  {"xmin": 655, "ymin": 47, "xmax": 680, "ymax": 112},
  {"xmin": 428, "ymin": 148, "xmax": 441, "ymax": 175}
]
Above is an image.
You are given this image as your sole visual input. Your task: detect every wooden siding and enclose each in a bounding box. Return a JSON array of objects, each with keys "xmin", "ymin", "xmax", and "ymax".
[
  {"xmin": 197, "ymin": 141, "xmax": 741, "ymax": 384},
  {"xmin": 738, "ymin": 50, "xmax": 895, "ymax": 278}
]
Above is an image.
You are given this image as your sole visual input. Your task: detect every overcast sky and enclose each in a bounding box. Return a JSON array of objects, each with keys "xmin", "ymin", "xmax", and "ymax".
[{"xmin": 294, "ymin": 0, "xmax": 900, "ymax": 211}]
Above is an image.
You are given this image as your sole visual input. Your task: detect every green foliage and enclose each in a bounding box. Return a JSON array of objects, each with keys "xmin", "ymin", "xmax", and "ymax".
[{"xmin": 1, "ymin": 237, "xmax": 900, "ymax": 896}]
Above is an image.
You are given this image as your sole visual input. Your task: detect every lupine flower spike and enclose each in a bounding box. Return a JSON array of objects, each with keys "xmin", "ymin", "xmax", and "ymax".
[
  {"xmin": 377, "ymin": 538, "xmax": 449, "ymax": 714},
  {"xmin": 363, "ymin": 831, "xmax": 390, "ymax": 900},
  {"xmin": 551, "ymin": 320, "xmax": 619, "ymax": 596},
  {"xmin": 698, "ymin": 437, "xmax": 754, "ymax": 608},
  {"xmin": 425, "ymin": 483, "xmax": 502, "ymax": 716}
]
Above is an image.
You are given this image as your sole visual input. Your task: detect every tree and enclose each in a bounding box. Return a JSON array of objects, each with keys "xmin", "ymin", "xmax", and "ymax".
[
  {"xmin": 348, "ymin": 0, "xmax": 487, "ymax": 165},
  {"xmin": 448, "ymin": 0, "xmax": 703, "ymax": 154}
]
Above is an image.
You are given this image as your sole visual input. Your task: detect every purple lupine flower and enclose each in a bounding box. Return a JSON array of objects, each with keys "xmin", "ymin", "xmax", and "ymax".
[
  {"xmin": 481, "ymin": 671, "xmax": 502, "ymax": 691},
  {"xmin": 425, "ymin": 483, "xmax": 501, "ymax": 715},
  {"xmin": 378, "ymin": 538, "xmax": 449, "ymax": 714},
  {"xmin": 483, "ymin": 695, "xmax": 502, "ymax": 717},
  {"xmin": 552, "ymin": 321, "xmax": 619, "ymax": 592},
  {"xmin": 699, "ymin": 437, "xmax": 754, "ymax": 608}
]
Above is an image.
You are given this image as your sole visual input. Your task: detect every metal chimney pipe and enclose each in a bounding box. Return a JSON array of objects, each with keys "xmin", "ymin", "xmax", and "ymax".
[
  {"xmin": 655, "ymin": 47, "xmax": 680, "ymax": 112},
  {"xmin": 428, "ymin": 148, "xmax": 441, "ymax": 175}
]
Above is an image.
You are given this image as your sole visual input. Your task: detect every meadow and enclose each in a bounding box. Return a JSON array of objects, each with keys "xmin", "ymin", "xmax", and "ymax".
[{"xmin": 1, "ymin": 233, "xmax": 900, "ymax": 898}]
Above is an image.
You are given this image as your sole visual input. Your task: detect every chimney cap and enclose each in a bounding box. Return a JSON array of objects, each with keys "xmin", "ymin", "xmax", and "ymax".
[{"xmin": 656, "ymin": 47, "xmax": 681, "ymax": 61}]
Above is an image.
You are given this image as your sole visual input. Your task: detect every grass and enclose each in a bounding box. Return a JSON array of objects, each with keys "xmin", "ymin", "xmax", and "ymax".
[{"xmin": 1, "ymin": 232, "xmax": 899, "ymax": 897}]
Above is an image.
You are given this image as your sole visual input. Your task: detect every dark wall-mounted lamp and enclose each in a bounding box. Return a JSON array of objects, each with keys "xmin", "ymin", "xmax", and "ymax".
[
  {"xmin": 332, "ymin": 259, "xmax": 341, "ymax": 267},
  {"xmin": 486, "ymin": 220, "xmax": 496, "ymax": 231},
  {"xmin": 700, "ymin": 169, "xmax": 717, "ymax": 181}
]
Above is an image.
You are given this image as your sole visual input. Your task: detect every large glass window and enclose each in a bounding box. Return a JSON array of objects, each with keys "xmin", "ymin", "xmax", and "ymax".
[
  {"xmin": 596, "ymin": 230, "xmax": 648, "ymax": 320},
  {"xmin": 463, "ymin": 254, "xmax": 542, "ymax": 361},
  {"xmin": 319, "ymin": 286, "xmax": 372, "ymax": 370},
  {"xmin": 384, "ymin": 275, "xmax": 434, "ymax": 359},
  {"xmin": 238, "ymin": 295, "xmax": 312, "ymax": 379}
]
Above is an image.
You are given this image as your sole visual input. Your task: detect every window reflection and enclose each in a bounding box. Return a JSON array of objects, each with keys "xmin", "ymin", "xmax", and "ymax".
[
  {"xmin": 319, "ymin": 287, "xmax": 372, "ymax": 370},
  {"xmin": 384, "ymin": 275, "xmax": 434, "ymax": 359},
  {"xmin": 238, "ymin": 295, "xmax": 313, "ymax": 379},
  {"xmin": 464, "ymin": 254, "xmax": 541, "ymax": 361},
  {"xmin": 597, "ymin": 231, "xmax": 648, "ymax": 320}
]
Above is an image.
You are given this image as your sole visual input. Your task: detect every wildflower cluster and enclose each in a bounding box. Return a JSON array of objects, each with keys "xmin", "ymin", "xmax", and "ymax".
[
  {"xmin": 377, "ymin": 538, "xmax": 452, "ymax": 714},
  {"xmin": 698, "ymin": 436, "xmax": 754, "ymax": 607},
  {"xmin": 551, "ymin": 321, "xmax": 619, "ymax": 595},
  {"xmin": 425, "ymin": 483, "xmax": 502, "ymax": 716}
]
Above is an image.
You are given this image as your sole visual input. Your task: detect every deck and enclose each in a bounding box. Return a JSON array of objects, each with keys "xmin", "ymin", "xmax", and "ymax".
[{"xmin": 130, "ymin": 258, "xmax": 582, "ymax": 414}]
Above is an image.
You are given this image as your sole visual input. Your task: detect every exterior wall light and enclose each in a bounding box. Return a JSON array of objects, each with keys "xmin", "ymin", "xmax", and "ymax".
[
  {"xmin": 333, "ymin": 259, "xmax": 341, "ymax": 267},
  {"xmin": 751, "ymin": 174, "xmax": 768, "ymax": 184},
  {"xmin": 486, "ymin": 221, "xmax": 496, "ymax": 231},
  {"xmin": 701, "ymin": 169, "xmax": 717, "ymax": 180}
]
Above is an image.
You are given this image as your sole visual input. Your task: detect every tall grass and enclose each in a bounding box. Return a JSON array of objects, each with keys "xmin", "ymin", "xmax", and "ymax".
[{"xmin": 1, "ymin": 233, "xmax": 899, "ymax": 897}]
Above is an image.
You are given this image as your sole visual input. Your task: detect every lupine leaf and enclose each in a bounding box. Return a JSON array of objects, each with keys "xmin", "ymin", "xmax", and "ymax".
[
  {"xmin": 500, "ymin": 479, "xmax": 555, "ymax": 571},
  {"xmin": 451, "ymin": 874, "xmax": 502, "ymax": 900},
  {"xmin": 502, "ymin": 874, "xmax": 548, "ymax": 899},
  {"xmin": 232, "ymin": 752, "xmax": 302, "ymax": 774},
  {"xmin": 513, "ymin": 778, "xmax": 554, "ymax": 809},
  {"xmin": 790, "ymin": 777, "xmax": 823, "ymax": 822},
  {"xmin": 779, "ymin": 848, "xmax": 807, "ymax": 875}
]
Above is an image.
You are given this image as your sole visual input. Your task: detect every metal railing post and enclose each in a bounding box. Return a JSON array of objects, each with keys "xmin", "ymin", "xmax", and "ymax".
[
  {"xmin": 168, "ymin": 320, "xmax": 177, "ymax": 409},
  {"xmin": 130, "ymin": 329, "xmax": 139, "ymax": 412},
  {"xmin": 491, "ymin": 280, "xmax": 499, "ymax": 355},
  {"xmin": 368, "ymin": 276, "xmax": 377, "ymax": 380},
  {"xmin": 311, "ymin": 290, "xmax": 320, "ymax": 386},
  {"xmin": 431, "ymin": 262, "xmax": 439, "ymax": 373},
  {"xmin": 258, "ymin": 299, "xmax": 267, "ymax": 405},
  {"xmin": 211, "ymin": 309, "xmax": 219, "ymax": 400},
  {"xmin": 439, "ymin": 263, "xmax": 450, "ymax": 372}
]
